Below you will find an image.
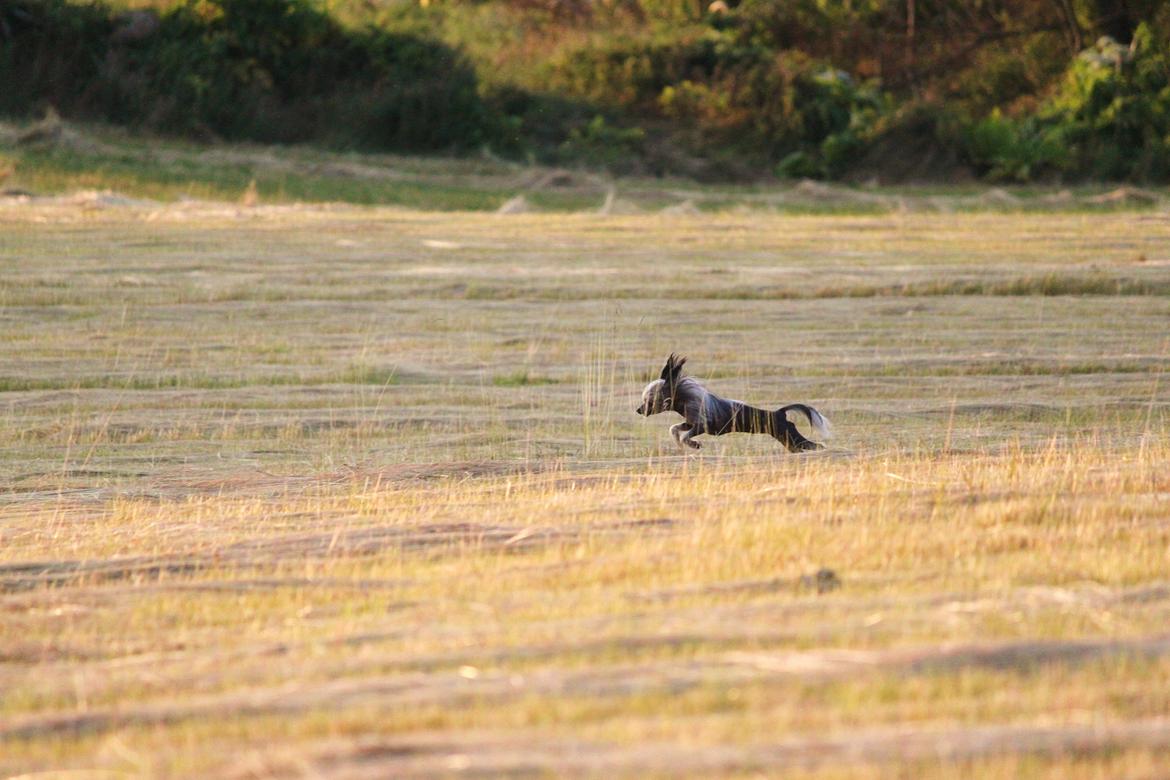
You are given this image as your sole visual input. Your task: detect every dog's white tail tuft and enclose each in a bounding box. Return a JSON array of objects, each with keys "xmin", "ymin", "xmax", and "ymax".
[
  {"xmin": 807, "ymin": 407, "xmax": 832, "ymax": 439},
  {"xmin": 781, "ymin": 404, "xmax": 832, "ymax": 440}
]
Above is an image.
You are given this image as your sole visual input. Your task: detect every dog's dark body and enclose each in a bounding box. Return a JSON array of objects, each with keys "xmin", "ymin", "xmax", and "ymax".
[{"xmin": 636, "ymin": 354, "xmax": 829, "ymax": 452}]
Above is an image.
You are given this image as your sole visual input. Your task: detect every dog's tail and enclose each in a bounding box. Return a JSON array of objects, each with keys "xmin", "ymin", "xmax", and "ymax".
[{"xmin": 777, "ymin": 403, "xmax": 832, "ymax": 440}]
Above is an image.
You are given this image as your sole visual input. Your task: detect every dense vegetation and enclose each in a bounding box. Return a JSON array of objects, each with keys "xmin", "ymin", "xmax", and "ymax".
[
  {"xmin": 0, "ymin": 0, "xmax": 490, "ymax": 150},
  {"xmin": 2, "ymin": 0, "xmax": 1169, "ymax": 181}
]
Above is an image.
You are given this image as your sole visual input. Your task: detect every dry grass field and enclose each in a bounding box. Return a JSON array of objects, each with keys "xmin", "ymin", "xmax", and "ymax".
[{"xmin": 2, "ymin": 196, "xmax": 1169, "ymax": 778}]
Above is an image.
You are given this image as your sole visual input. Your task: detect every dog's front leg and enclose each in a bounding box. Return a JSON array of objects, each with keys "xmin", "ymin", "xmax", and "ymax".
[{"xmin": 671, "ymin": 423, "xmax": 701, "ymax": 450}]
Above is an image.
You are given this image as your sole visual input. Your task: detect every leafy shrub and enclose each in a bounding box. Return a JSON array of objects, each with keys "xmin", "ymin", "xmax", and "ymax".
[
  {"xmin": 1040, "ymin": 26, "xmax": 1170, "ymax": 180},
  {"xmin": 0, "ymin": 1, "xmax": 114, "ymax": 115},
  {"xmin": 551, "ymin": 32, "xmax": 885, "ymax": 174},
  {"xmin": 947, "ymin": 38, "xmax": 1067, "ymax": 117},
  {"xmin": 558, "ymin": 115, "xmax": 645, "ymax": 167},
  {"xmin": 963, "ymin": 111, "xmax": 1068, "ymax": 182},
  {"xmin": 1, "ymin": 0, "xmax": 492, "ymax": 151},
  {"xmin": 962, "ymin": 25, "xmax": 1170, "ymax": 181}
]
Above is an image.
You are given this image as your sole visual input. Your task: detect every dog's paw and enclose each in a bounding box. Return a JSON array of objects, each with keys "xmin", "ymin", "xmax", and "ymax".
[{"xmin": 684, "ymin": 439, "xmax": 702, "ymax": 450}]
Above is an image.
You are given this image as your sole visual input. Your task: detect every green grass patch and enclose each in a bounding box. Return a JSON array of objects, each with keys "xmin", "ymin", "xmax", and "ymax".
[
  {"xmin": 8, "ymin": 147, "xmax": 511, "ymax": 210},
  {"xmin": 0, "ymin": 365, "xmax": 418, "ymax": 393},
  {"xmin": 491, "ymin": 371, "xmax": 559, "ymax": 387}
]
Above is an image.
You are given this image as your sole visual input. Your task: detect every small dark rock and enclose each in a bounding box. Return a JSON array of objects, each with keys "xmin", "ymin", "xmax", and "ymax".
[{"xmin": 799, "ymin": 568, "xmax": 841, "ymax": 594}]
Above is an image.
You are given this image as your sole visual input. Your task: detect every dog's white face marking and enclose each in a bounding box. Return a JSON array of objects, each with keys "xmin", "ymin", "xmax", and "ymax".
[{"xmin": 637, "ymin": 379, "xmax": 669, "ymax": 416}]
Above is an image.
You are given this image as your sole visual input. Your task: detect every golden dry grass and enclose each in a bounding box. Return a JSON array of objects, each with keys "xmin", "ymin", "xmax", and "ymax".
[{"xmin": 1, "ymin": 199, "xmax": 1169, "ymax": 777}]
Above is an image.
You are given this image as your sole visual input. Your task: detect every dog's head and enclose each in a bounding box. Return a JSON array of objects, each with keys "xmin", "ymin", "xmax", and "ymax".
[
  {"xmin": 636, "ymin": 353, "xmax": 686, "ymax": 416},
  {"xmin": 636, "ymin": 379, "xmax": 670, "ymax": 416}
]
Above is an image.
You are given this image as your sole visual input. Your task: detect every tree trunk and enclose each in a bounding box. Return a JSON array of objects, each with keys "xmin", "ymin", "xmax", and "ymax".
[
  {"xmin": 906, "ymin": 0, "xmax": 918, "ymax": 97},
  {"xmin": 1050, "ymin": 0, "xmax": 1084, "ymax": 53},
  {"xmin": 1091, "ymin": 0, "xmax": 1138, "ymax": 43}
]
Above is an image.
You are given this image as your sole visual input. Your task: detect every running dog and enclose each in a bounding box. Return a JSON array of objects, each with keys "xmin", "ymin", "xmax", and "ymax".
[{"xmin": 636, "ymin": 354, "xmax": 830, "ymax": 452}]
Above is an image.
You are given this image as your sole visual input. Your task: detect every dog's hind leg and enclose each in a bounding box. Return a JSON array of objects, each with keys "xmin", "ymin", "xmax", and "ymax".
[
  {"xmin": 771, "ymin": 411, "xmax": 821, "ymax": 452},
  {"xmin": 670, "ymin": 423, "xmax": 701, "ymax": 450}
]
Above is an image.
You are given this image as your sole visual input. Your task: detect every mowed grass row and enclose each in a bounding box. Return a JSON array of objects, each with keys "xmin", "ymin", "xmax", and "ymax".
[{"xmin": 1, "ymin": 203, "xmax": 1169, "ymax": 777}]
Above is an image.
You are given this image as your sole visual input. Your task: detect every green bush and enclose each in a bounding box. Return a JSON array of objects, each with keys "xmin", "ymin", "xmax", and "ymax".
[
  {"xmin": 1, "ymin": 0, "xmax": 492, "ymax": 152},
  {"xmin": 0, "ymin": 1, "xmax": 114, "ymax": 115},
  {"xmin": 962, "ymin": 25, "xmax": 1170, "ymax": 181},
  {"xmin": 1041, "ymin": 26, "xmax": 1170, "ymax": 179},
  {"xmin": 551, "ymin": 32, "xmax": 885, "ymax": 173},
  {"xmin": 947, "ymin": 37, "xmax": 1068, "ymax": 118},
  {"xmin": 963, "ymin": 111, "xmax": 1068, "ymax": 182},
  {"xmin": 558, "ymin": 115, "xmax": 645, "ymax": 167}
]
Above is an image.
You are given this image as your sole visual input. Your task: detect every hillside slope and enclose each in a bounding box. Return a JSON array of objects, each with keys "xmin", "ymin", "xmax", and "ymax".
[{"xmin": 3, "ymin": 0, "xmax": 1169, "ymax": 181}]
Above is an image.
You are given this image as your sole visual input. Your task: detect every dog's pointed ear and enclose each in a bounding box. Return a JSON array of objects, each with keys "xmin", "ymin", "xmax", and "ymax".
[
  {"xmin": 659, "ymin": 353, "xmax": 687, "ymax": 385},
  {"xmin": 659, "ymin": 354, "xmax": 674, "ymax": 382}
]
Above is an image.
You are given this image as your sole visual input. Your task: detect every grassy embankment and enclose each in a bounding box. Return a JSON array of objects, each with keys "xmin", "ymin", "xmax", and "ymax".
[{"xmin": 5, "ymin": 118, "xmax": 1170, "ymax": 214}]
